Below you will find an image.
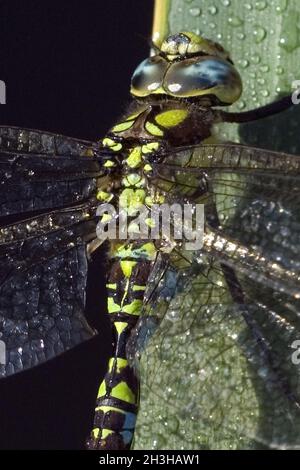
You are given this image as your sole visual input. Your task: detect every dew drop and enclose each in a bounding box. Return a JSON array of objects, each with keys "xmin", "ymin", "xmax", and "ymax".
[
  {"xmin": 255, "ymin": 0, "xmax": 267, "ymax": 10},
  {"xmin": 276, "ymin": 65, "xmax": 284, "ymax": 75},
  {"xmin": 257, "ymin": 77, "xmax": 265, "ymax": 85},
  {"xmin": 189, "ymin": 6, "xmax": 201, "ymax": 16},
  {"xmin": 209, "ymin": 22, "xmax": 216, "ymax": 29},
  {"xmin": 279, "ymin": 37, "xmax": 286, "ymax": 46},
  {"xmin": 261, "ymin": 89, "xmax": 270, "ymax": 97},
  {"xmin": 237, "ymin": 32, "xmax": 246, "ymax": 40},
  {"xmin": 260, "ymin": 64, "xmax": 269, "ymax": 73},
  {"xmin": 245, "ymin": 3, "xmax": 253, "ymax": 10},
  {"xmin": 251, "ymin": 54, "xmax": 261, "ymax": 64},
  {"xmin": 208, "ymin": 5, "xmax": 218, "ymax": 15},
  {"xmin": 151, "ymin": 435, "xmax": 166, "ymax": 449},
  {"xmin": 238, "ymin": 100, "xmax": 246, "ymax": 109},
  {"xmin": 279, "ymin": 27, "xmax": 300, "ymax": 53},
  {"xmin": 228, "ymin": 16, "xmax": 244, "ymax": 27},
  {"xmin": 253, "ymin": 26, "xmax": 267, "ymax": 43},
  {"xmin": 238, "ymin": 58, "xmax": 249, "ymax": 69},
  {"xmin": 221, "ymin": 0, "xmax": 231, "ymax": 6},
  {"xmin": 258, "ymin": 366, "xmax": 269, "ymax": 378},
  {"xmin": 276, "ymin": 0, "xmax": 288, "ymax": 13}
]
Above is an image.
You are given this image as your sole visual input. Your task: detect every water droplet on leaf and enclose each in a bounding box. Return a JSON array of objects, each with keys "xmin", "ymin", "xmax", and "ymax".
[
  {"xmin": 251, "ymin": 54, "xmax": 261, "ymax": 64},
  {"xmin": 253, "ymin": 26, "xmax": 267, "ymax": 43},
  {"xmin": 189, "ymin": 7, "xmax": 201, "ymax": 16},
  {"xmin": 208, "ymin": 5, "xmax": 218, "ymax": 15},
  {"xmin": 255, "ymin": 0, "xmax": 267, "ymax": 10},
  {"xmin": 228, "ymin": 16, "xmax": 244, "ymax": 27},
  {"xmin": 276, "ymin": 0, "xmax": 288, "ymax": 13},
  {"xmin": 238, "ymin": 58, "xmax": 249, "ymax": 68}
]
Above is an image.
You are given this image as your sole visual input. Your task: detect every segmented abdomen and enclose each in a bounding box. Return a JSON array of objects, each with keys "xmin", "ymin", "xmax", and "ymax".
[{"xmin": 86, "ymin": 240, "xmax": 156, "ymax": 450}]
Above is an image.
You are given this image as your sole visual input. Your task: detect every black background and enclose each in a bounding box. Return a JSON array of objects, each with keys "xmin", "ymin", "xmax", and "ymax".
[{"xmin": 0, "ymin": 0, "xmax": 153, "ymax": 449}]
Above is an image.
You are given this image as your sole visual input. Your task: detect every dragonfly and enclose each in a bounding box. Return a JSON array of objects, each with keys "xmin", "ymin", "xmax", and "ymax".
[{"xmin": 1, "ymin": 30, "xmax": 300, "ymax": 450}]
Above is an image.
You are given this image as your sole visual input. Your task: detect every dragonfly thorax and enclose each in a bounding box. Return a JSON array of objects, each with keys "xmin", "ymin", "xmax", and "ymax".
[
  {"xmin": 103, "ymin": 102, "xmax": 216, "ymax": 153},
  {"xmin": 98, "ymin": 100, "xmax": 216, "ymax": 231}
]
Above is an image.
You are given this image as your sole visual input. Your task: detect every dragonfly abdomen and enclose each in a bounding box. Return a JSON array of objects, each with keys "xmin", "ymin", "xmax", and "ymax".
[{"xmin": 86, "ymin": 241, "xmax": 156, "ymax": 450}]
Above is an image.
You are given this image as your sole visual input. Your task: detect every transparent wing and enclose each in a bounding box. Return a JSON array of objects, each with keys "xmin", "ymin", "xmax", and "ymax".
[
  {"xmin": 0, "ymin": 127, "xmax": 108, "ymax": 377},
  {"xmin": 0, "ymin": 126, "xmax": 106, "ymax": 218},
  {"xmin": 132, "ymin": 143, "xmax": 300, "ymax": 450}
]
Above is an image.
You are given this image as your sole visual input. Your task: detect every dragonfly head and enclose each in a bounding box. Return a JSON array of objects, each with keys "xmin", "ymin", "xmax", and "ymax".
[{"xmin": 131, "ymin": 31, "xmax": 242, "ymax": 106}]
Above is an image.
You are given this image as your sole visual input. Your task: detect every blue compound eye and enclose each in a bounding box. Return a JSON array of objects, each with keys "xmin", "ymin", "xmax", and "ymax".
[
  {"xmin": 131, "ymin": 56, "xmax": 168, "ymax": 98},
  {"xmin": 164, "ymin": 56, "xmax": 242, "ymax": 104}
]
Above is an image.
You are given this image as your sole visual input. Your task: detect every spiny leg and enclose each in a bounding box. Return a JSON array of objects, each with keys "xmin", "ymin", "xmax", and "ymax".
[{"xmin": 219, "ymin": 94, "xmax": 294, "ymax": 123}]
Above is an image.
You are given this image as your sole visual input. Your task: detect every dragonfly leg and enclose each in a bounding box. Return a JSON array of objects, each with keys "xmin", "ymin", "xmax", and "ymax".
[{"xmin": 219, "ymin": 94, "xmax": 294, "ymax": 123}]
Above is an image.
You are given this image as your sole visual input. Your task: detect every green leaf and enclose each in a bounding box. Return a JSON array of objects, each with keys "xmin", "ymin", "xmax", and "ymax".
[
  {"xmin": 151, "ymin": 0, "xmax": 300, "ymax": 153},
  {"xmin": 133, "ymin": 0, "xmax": 300, "ymax": 450}
]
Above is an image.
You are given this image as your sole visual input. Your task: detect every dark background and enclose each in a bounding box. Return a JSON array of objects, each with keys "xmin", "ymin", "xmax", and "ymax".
[{"xmin": 0, "ymin": 0, "xmax": 153, "ymax": 449}]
